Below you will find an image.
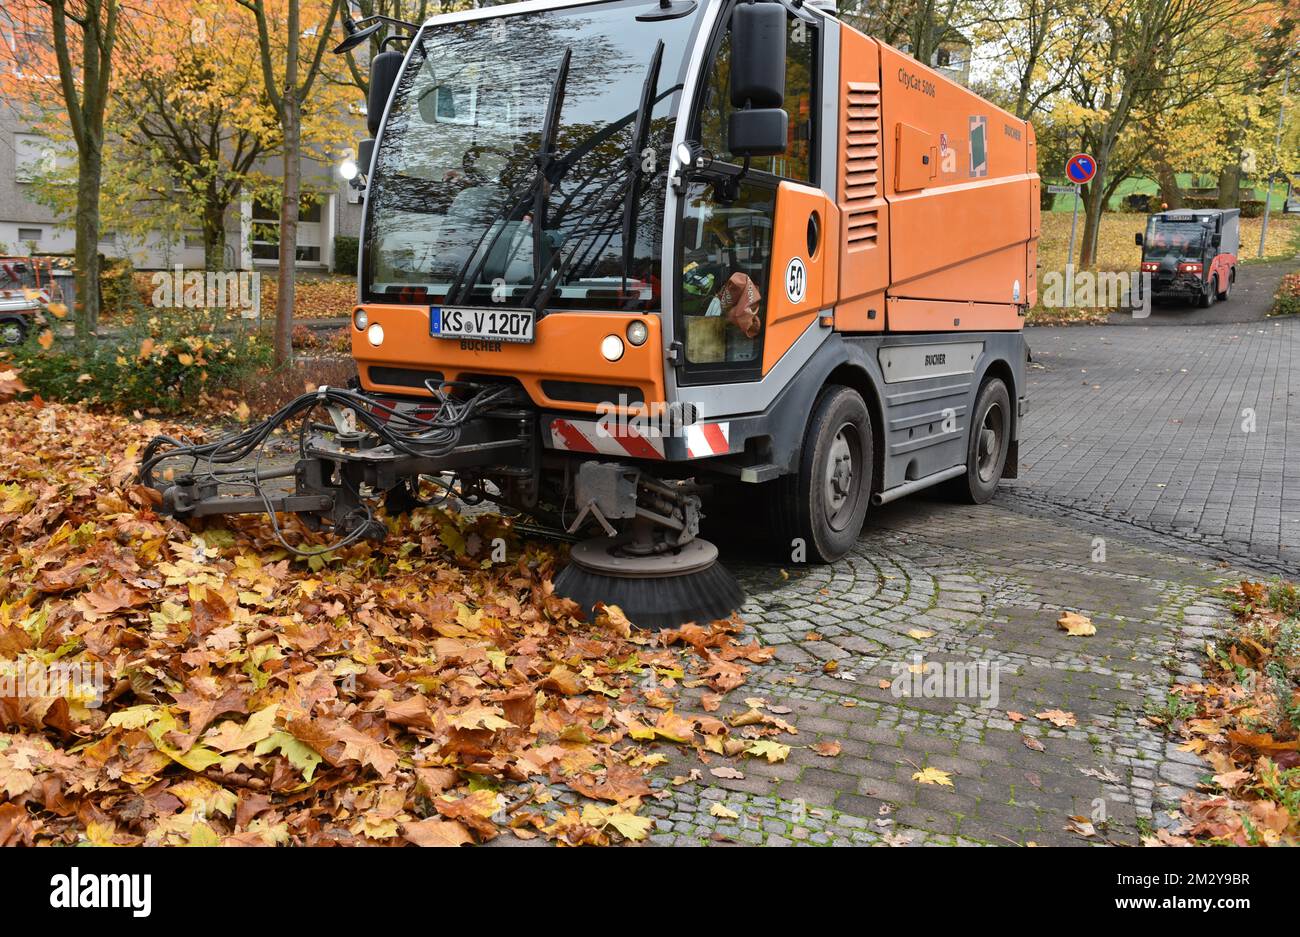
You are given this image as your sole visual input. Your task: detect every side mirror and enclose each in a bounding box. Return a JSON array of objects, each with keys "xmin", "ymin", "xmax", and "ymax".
[
  {"xmin": 1211, "ymin": 233, "xmax": 1221, "ymax": 247},
  {"xmin": 727, "ymin": 2, "xmax": 787, "ymax": 159},
  {"xmin": 368, "ymin": 50, "xmax": 405, "ymax": 137},
  {"xmin": 358, "ymin": 138, "xmax": 375, "ymax": 174},
  {"xmin": 1134, "ymin": 232, "xmax": 1144, "ymax": 246}
]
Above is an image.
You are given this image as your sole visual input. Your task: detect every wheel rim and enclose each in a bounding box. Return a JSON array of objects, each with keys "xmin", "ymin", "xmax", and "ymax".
[
  {"xmin": 823, "ymin": 421, "xmax": 863, "ymax": 532},
  {"xmin": 0, "ymin": 324, "xmax": 22, "ymax": 345},
  {"xmin": 976, "ymin": 402, "xmax": 1005, "ymax": 484}
]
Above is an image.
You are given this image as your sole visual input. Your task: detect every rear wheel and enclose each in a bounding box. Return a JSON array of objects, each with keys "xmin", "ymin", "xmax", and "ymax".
[
  {"xmin": 768, "ymin": 385, "xmax": 872, "ymax": 563},
  {"xmin": 950, "ymin": 377, "xmax": 1011, "ymax": 504}
]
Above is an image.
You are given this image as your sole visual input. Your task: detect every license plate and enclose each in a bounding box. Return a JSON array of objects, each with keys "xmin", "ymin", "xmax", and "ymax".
[{"xmin": 430, "ymin": 306, "xmax": 534, "ymax": 343}]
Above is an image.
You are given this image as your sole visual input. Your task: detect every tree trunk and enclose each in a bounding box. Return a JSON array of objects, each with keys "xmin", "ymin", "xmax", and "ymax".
[
  {"xmin": 1155, "ymin": 158, "xmax": 1182, "ymax": 209},
  {"xmin": 274, "ymin": 100, "xmax": 300, "ymax": 367},
  {"xmin": 1216, "ymin": 158, "xmax": 1242, "ymax": 208},
  {"xmin": 73, "ymin": 149, "xmax": 103, "ymax": 343},
  {"xmin": 203, "ymin": 196, "xmax": 228, "ymax": 272}
]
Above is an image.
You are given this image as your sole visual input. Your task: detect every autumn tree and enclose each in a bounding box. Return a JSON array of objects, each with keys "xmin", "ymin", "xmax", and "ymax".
[
  {"xmin": 236, "ymin": 0, "xmax": 343, "ymax": 366},
  {"xmin": 1056, "ymin": 0, "xmax": 1259, "ymax": 267},
  {"xmin": 0, "ymin": 0, "xmax": 122, "ymax": 338},
  {"xmin": 106, "ymin": 2, "xmax": 281, "ymax": 270},
  {"xmin": 968, "ymin": 0, "xmax": 1090, "ymax": 120},
  {"xmin": 839, "ymin": 0, "xmax": 973, "ymax": 64}
]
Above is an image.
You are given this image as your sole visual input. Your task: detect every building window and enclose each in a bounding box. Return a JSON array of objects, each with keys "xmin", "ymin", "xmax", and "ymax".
[
  {"xmin": 250, "ymin": 195, "xmax": 323, "ymax": 262},
  {"xmin": 17, "ymin": 227, "xmax": 42, "ymax": 243}
]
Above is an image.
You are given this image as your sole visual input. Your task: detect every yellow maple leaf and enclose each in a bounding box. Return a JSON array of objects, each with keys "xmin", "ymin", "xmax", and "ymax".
[
  {"xmin": 709, "ymin": 803, "xmax": 739, "ymax": 819},
  {"xmin": 911, "ymin": 767, "xmax": 954, "ymax": 787},
  {"xmin": 447, "ymin": 705, "xmax": 514, "ymax": 731},
  {"xmin": 582, "ymin": 803, "xmax": 651, "ymax": 841},
  {"xmin": 744, "ymin": 740, "xmax": 790, "ymax": 763},
  {"xmin": 906, "ymin": 628, "xmax": 935, "ymax": 639},
  {"xmin": 1057, "ymin": 612, "xmax": 1096, "ymax": 636}
]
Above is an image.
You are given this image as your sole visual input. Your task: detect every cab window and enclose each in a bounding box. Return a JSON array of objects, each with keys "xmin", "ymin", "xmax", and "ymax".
[
  {"xmin": 696, "ymin": 14, "xmax": 817, "ymax": 181},
  {"xmin": 676, "ymin": 8, "xmax": 817, "ymax": 384}
]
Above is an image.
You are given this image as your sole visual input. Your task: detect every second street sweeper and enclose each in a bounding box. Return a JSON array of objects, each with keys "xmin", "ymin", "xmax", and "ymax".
[{"xmin": 143, "ymin": 0, "xmax": 1039, "ymax": 628}]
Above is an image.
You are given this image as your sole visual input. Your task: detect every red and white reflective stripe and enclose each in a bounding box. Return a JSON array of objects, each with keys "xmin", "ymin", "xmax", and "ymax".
[
  {"xmin": 684, "ymin": 421, "xmax": 730, "ymax": 459},
  {"xmin": 367, "ymin": 400, "xmax": 438, "ymax": 425},
  {"xmin": 548, "ymin": 418, "xmax": 666, "ymax": 460}
]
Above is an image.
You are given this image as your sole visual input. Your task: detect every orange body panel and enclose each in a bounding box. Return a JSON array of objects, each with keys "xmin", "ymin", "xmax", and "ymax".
[
  {"xmin": 835, "ymin": 28, "xmax": 888, "ymax": 332},
  {"xmin": 832, "ymin": 33, "xmax": 1038, "ymax": 334},
  {"xmin": 885, "ymin": 297, "xmax": 1024, "ymax": 332},
  {"xmin": 353, "ymin": 305, "xmax": 665, "ymax": 413},
  {"xmin": 762, "ymin": 181, "xmax": 839, "ymax": 374}
]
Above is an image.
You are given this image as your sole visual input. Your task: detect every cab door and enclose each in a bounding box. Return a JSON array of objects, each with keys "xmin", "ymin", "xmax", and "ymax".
[{"xmin": 674, "ymin": 2, "xmax": 824, "ymax": 385}]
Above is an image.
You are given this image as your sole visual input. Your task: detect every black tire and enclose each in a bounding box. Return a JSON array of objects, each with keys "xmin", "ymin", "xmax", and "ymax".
[
  {"xmin": 950, "ymin": 377, "xmax": 1012, "ymax": 504},
  {"xmin": 1216, "ymin": 269, "xmax": 1232, "ymax": 301},
  {"xmin": 768, "ymin": 385, "xmax": 872, "ymax": 563},
  {"xmin": 0, "ymin": 316, "xmax": 29, "ymax": 347},
  {"xmin": 1198, "ymin": 277, "xmax": 1216, "ymax": 308}
]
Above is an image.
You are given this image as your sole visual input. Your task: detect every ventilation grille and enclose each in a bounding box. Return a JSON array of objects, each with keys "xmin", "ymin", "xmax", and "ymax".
[{"xmin": 843, "ymin": 81, "xmax": 881, "ymax": 251}]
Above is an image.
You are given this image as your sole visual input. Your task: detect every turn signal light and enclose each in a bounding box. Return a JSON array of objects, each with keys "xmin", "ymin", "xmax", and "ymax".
[
  {"xmin": 1179, "ymin": 263, "xmax": 1203, "ymax": 274},
  {"xmin": 1140, "ymin": 262, "xmax": 1159, "ymax": 273}
]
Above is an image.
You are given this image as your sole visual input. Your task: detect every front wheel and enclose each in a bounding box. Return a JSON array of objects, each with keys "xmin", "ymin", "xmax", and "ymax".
[
  {"xmin": 1216, "ymin": 269, "xmax": 1233, "ymax": 301},
  {"xmin": 0, "ymin": 316, "xmax": 29, "ymax": 346},
  {"xmin": 768, "ymin": 385, "xmax": 873, "ymax": 563},
  {"xmin": 950, "ymin": 377, "xmax": 1011, "ymax": 504},
  {"xmin": 1198, "ymin": 277, "xmax": 1217, "ymax": 308}
]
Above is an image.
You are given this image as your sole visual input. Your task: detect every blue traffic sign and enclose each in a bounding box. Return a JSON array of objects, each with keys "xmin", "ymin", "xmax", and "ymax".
[{"xmin": 1066, "ymin": 153, "xmax": 1096, "ymax": 185}]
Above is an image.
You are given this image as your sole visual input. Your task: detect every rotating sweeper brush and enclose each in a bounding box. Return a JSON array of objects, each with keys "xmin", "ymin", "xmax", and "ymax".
[
  {"xmin": 552, "ymin": 463, "xmax": 744, "ymax": 630},
  {"xmin": 137, "ymin": 382, "xmax": 743, "ymax": 630}
]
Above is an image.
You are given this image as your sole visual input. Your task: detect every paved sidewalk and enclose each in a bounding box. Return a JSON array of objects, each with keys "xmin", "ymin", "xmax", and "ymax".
[
  {"xmin": 1014, "ymin": 317, "xmax": 1299, "ymax": 571},
  {"xmin": 623, "ymin": 499, "xmax": 1232, "ymax": 847}
]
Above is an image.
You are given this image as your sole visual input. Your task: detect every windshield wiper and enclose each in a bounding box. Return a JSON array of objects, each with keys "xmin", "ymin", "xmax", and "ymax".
[
  {"xmin": 620, "ymin": 39, "xmax": 664, "ymax": 293},
  {"xmin": 532, "ymin": 47, "xmax": 572, "ymax": 286},
  {"xmin": 446, "ymin": 48, "xmax": 572, "ymax": 306}
]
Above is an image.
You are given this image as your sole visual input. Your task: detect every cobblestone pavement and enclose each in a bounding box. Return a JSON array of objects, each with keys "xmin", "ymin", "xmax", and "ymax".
[
  {"xmin": 595, "ymin": 499, "xmax": 1234, "ymax": 848},
  {"xmin": 1014, "ymin": 316, "xmax": 1299, "ymax": 571}
]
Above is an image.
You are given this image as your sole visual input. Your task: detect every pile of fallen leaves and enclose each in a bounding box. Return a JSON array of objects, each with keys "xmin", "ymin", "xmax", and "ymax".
[
  {"xmin": 0, "ymin": 389, "xmax": 777, "ymax": 846},
  {"xmin": 1148, "ymin": 581, "xmax": 1300, "ymax": 846},
  {"xmin": 263, "ymin": 276, "xmax": 357, "ymax": 320}
]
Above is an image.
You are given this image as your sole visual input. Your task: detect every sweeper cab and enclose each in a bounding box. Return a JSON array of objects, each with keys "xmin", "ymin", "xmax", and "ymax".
[
  {"xmin": 143, "ymin": 0, "xmax": 1039, "ymax": 629},
  {"xmin": 1136, "ymin": 208, "xmax": 1238, "ymax": 307}
]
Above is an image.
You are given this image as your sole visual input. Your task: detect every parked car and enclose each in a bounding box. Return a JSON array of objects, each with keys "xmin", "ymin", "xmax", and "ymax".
[{"xmin": 0, "ymin": 256, "xmax": 64, "ymax": 345}]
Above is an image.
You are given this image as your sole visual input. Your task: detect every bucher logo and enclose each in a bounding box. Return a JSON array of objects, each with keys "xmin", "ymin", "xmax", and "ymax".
[
  {"xmin": 924, "ymin": 353, "xmax": 947, "ymax": 366},
  {"xmin": 49, "ymin": 868, "xmax": 151, "ymax": 918}
]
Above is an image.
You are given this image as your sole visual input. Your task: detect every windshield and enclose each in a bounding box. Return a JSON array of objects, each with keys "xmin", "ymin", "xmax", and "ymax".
[
  {"xmin": 1144, "ymin": 218, "xmax": 1208, "ymax": 260},
  {"xmin": 363, "ymin": 0, "xmax": 701, "ymax": 310}
]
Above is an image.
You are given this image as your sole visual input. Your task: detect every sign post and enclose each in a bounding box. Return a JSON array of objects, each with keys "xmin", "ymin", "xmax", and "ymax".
[{"xmin": 1064, "ymin": 154, "xmax": 1097, "ymax": 284}]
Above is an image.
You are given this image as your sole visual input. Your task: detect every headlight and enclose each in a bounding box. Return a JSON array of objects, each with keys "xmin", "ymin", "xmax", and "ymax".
[
  {"xmin": 353, "ymin": 308, "xmax": 368, "ymax": 330},
  {"xmin": 626, "ymin": 320, "xmax": 648, "ymax": 346},
  {"xmin": 600, "ymin": 334, "xmax": 624, "ymax": 362},
  {"xmin": 367, "ymin": 323, "xmax": 385, "ymax": 346}
]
